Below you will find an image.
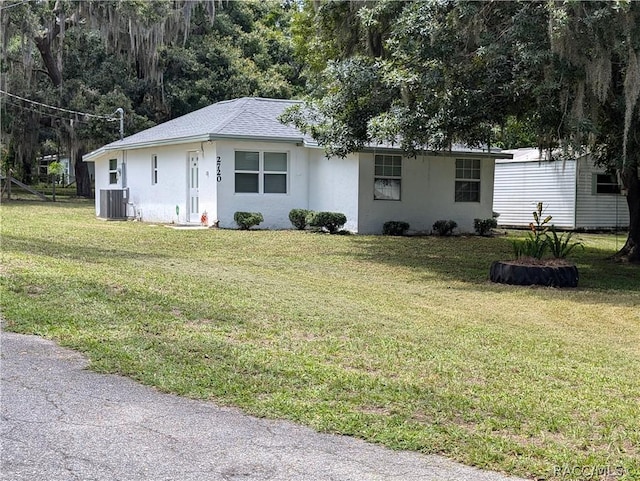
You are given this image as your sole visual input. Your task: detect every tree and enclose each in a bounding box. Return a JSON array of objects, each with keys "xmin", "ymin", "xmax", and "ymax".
[
  {"xmin": 1, "ymin": 0, "xmax": 218, "ymax": 195},
  {"xmin": 1, "ymin": 0, "xmax": 305, "ymax": 198},
  {"xmin": 47, "ymin": 160, "xmax": 63, "ymax": 201},
  {"xmin": 285, "ymin": 0, "xmax": 640, "ymax": 263}
]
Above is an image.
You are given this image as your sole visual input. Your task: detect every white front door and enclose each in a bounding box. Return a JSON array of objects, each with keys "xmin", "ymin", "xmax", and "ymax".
[{"xmin": 188, "ymin": 152, "xmax": 200, "ymax": 223}]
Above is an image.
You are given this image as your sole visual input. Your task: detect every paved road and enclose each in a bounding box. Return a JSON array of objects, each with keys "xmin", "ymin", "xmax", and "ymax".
[{"xmin": 1, "ymin": 330, "xmax": 530, "ymax": 481}]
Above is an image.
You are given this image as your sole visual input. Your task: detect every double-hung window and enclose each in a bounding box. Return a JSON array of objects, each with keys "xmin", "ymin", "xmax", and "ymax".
[
  {"xmin": 109, "ymin": 159, "xmax": 118, "ymax": 184},
  {"xmin": 594, "ymin": 173, "xmax": 620, "ymax": 195},
  {"xmin": 235, "ymin": 151, "xmax": 288, "ymax": 194},
  {"xmin": 151, "ymin": 155, "xmax": 158, "ymax": 185},
  {"xmin": 374, "ymin": 154, "xmax": 402, "ymax": 200},
  {"xmin": 455, "ymin": 159, "xmax": 481, "ymax": 202}
]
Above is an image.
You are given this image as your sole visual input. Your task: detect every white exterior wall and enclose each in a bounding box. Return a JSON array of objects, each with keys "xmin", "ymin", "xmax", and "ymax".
[
  {"xmin": 93, "ymin": 151, "xmax": 123, "ymax": 213},
  {"xmin": 575, "ymin": 158, "xmax": 630, "ymax": 229},
  {"xmin": 357, "ymin": 153, "xmax": 496, "ymax": 234},
  {"xmin": 214, "ymin": 140, "xmax": 310, "ymax": 229},
  {"xmin": 93, "ymin": 142, "xmax": 218, "ymax": 224},
  {"xmin": 307, "ymin": 150, "xmax": 360, "ymax": 232},
  {"xmin": 493, "ymin": 159, "xmax": 577, "ymax": 228}
]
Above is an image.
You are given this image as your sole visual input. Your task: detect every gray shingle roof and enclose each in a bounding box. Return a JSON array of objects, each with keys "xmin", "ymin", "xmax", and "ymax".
[
  {"xmin": 86, "ymin": 98, "xmax": 309, "ymax": 157},
  {"xmin": 85, "ymin": 96, "xmax": 511, "ymax": 160}
]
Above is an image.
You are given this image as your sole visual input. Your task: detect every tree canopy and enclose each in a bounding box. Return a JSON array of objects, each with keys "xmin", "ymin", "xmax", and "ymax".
[
  {"xmin": 1, "ymin": 0, "xmax": 304, "ymax": 193},
  {"xmin": 284, "ymin": 0, "xmax": 640, "ymax": 262}
]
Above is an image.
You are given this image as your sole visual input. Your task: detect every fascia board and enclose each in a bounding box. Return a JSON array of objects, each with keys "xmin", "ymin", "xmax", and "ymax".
[{"xmin": 83, "ymin": 135, "xmax": 212, "ymax": 162}]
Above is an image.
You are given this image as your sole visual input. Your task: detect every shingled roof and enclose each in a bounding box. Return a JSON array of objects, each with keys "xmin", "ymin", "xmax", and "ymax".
[
  {"xmin": 84, "ymin": 97, "xmax": 310, "ymax": 161},
  {"xmin": 85, "ymin": 96, "xmax": 510, "ymax": 161}
]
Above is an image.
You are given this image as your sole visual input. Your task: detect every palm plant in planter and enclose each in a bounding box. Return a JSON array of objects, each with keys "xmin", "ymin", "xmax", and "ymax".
[{"xmin": 491, "ymin": 203, "xmax": 583, "ymax": 287}]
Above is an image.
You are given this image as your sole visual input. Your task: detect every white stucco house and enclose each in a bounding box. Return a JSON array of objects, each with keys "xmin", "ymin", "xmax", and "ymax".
[
  {"xmin": 84, "ymin": 97, "xmax": 512, "ymax": 234},
  {"xmin": 493, "ymin": 148, "xmax": 630, "ymax": 230}
]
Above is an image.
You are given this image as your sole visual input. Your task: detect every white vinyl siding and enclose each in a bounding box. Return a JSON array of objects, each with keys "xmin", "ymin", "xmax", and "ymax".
[
  {"xmin": 493, "ymin": 159, "xmax": 576, "ymax": 228},
  {"xmin": 575, "ymin": 163, "xmax": 629, "ymax": 229}
]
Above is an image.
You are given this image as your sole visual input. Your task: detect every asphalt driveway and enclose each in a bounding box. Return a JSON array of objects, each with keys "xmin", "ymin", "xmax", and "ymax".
[{"xmin": 1, "ymin": 329, "xmax": 530, "ymax": 481}]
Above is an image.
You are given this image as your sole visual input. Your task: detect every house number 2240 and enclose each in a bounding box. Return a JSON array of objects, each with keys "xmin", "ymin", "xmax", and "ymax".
[{"xmin": 216, "ymin": 157, "xmax": 222, "ymax": 182}]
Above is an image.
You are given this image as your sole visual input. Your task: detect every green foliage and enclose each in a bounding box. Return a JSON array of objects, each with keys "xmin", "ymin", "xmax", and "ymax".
[
  {"xmin": 2, "ymin": 0, "xmax": 304, "ymax": 187},
  {"xmin": 547, "ymin": 227, "xmax": 584, "ymax": 259},
  {"xmin": 47, "ymin": 161, "xmax": 64, "ymax": 177},
  {"xmin": 511, "ymin": 203, "xmax": 552, "ymax": 260},
  {"xmin": 473, "ymin": 218, "xmax": 497, "ymax": 236},
  {"xmin": 382, "ymin": 221, "xmax": 410, "ymax": 236},
  {"xmin": 308, "ymin": 211, "xmax": 347, "ymax": 234},
  {"xmin": 511, "ymin": 234, "xmax": 549, "ymax": 260},
  {"xmin": 511, "ymin": 203, "xmax": 583, "ymax": 260},
  {"xmin": 432, "ymin": 220, "xmax": 457, "ymax": 237},
  {"xmin": 289, "ymin": 0, "xmax": 639, "ymax": 260},
  {"xmin": 233, "ymin": 211, "xmax": 264, "ymax": 230},
  {"xmin": 288, "ymin": 208, "xmax": 313, "ymax": 230}
]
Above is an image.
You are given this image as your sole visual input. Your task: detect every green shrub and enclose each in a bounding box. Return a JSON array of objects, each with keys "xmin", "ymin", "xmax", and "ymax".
[
  {"xmin": 546, "ymin": 226, "xmax": 584, "ymax": 259},
  {"xmin": 233, "ymin": 211, "xmax": 264, "ymax": 230},
  {"xmin": 432, "ymin": 220, "xmax": 457, "ymax": 236},
  {"xmin": 511, "ymin": 234, "xmax": 549, "ymax": 259},
  {"xmin": 512, "ymin": 202, "xmax": 552, "ymax": 260},
  {"xmin": 308, "ymin": 211, "xmax": 347, "ymax": 234},
  {"xmin": 474, "ymin": 218, "xmax": 498, "ymax": 236},
  {"xmin": 383, "ymin": 221, "xmax": 410, "ymax": 236},
  {"xmin": 289, "ymin": 209, "xmax": 313, "ymax": 230}
]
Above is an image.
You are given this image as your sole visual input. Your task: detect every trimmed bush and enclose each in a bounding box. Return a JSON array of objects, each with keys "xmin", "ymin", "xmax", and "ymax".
[
  {"xmin": 308, "ymin": 211, "xmax": 347, "ymax": 234},
  {"xmin": 432, "ymin": 219, "xmax": 457, "ymax": 236},
  {"xmin": 289, "ymin": 209, "xmax": 313, "ymax": 230},
  {"xmin": 383, "ymin": 221, "xmax": 410, "ymax": 236},
  {"xmin": 233, "ymin": 211, "xmax": 264, "ymax": 230},
  {"xmin": 474, "ymin": 217, "xmax": 498, "ymax": 236}
]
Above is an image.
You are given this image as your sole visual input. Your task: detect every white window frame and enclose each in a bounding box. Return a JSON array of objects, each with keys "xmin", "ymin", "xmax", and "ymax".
[
  {"xmin": 151, "ymin": 154, "xmax": 158, "ymax": 185},
  {"xmin": 374, "ymin": 154, "xmax": 402, "ymax": 201},
  {"xmin": 234, "ymin": 151, "xmax": 288, "ymax": 194},
  {"xmin": 455, "ymin": 158, "xmax": 481, "ymax": 202},
  {"xmin": 108, "ymin": 158, "xmax": 118, "ymax": 185}
]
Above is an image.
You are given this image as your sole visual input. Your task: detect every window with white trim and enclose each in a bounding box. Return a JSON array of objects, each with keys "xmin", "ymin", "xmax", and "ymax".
[
  {"xmin": 108, "ymin": 158, "xmax": 118, "ymax": 184},
  {"xmin": 455, "ymin": 158, "xmax": 481, "ymax": 202},
  {"xmin": 594, "ymin": 173, "xmax": 620, "ymax": 195},
  {"xmin": 374, "ymin": 154, "xmax": 402, "ymax": 200},
  {"xmin": 235, "ymin": 151, "xmax": 288, "ymax": 194},
  {"xmin": 151, "ymin": 155, "xmax": 158, "ymax": 185}
]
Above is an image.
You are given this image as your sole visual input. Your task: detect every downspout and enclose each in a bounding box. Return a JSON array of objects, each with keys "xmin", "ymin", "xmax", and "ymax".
[{"xmin": 573, "ymin": 157, "xmax": 579, "ymax": 229}]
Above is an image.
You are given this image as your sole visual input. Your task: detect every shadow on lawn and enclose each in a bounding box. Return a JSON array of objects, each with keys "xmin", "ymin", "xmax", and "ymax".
[
  {"xmin": 1, "ymin": 234, "xmax": 171, "ymax": 264},
  {"xmin": 346, "ymin": 234, "xmax": 640, "ymax": 294}
]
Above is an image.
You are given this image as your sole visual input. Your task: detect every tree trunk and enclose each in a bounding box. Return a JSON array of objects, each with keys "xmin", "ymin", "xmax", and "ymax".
[
  {"xmin": 613, "ymin": 165, "xmax": 640, "ymax": 263},
  {"xmin": 74, "ymin": 150, "xmax": 92, "ymax": 198},
  {"xmin": 34, "ymin": 34, "xmax": 62, "ymax": 87}
]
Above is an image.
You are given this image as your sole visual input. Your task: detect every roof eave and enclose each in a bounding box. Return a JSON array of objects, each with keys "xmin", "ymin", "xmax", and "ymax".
[
  {"xmin": 360, "ymin": 146, "xmax": 513, "ymax": 159},
  {"xmin": 83, "ymin": 134, "xmax": 212, "ymax": 161},
  {"xmin": 209, "ymin": 134, "xmax": 307, "ymax": 144}
]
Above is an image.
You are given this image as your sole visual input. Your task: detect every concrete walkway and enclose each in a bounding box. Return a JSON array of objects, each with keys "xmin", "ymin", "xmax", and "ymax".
[{"xmin": 1, "ymin": 330, "xmax": 530, "ymax": 481}]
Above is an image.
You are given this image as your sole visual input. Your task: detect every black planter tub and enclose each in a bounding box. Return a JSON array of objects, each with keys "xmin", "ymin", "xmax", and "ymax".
[{"xmin": 490, "ymin": 261, "xmax": 579, "ymax": 288}]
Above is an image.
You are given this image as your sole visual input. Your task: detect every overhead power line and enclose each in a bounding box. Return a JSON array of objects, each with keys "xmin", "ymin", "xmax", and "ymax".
[
  {"xmin": 0, "ymin": 0, "xmax": 32, "ymax": 11},
  {"xmin": 0, "ymin": 89, "xmax": 119, "ymax": 120}
]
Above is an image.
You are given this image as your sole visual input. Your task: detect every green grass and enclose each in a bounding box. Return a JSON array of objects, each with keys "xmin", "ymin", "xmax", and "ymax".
[{"xmin": 1, "ymin": 201, "xmax": 638, "ymax": 480}]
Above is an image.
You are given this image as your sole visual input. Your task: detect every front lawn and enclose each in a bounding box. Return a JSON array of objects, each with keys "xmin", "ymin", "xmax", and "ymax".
[{"xmin": 1, "ymin": 201, "xmax": 638, "ymax": 480}]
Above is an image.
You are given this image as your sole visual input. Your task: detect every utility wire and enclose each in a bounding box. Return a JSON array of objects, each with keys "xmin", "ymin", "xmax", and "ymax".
[
  {"xmin": 3, "ymin": 97, "xmax": 94, "ymax": 124},
  {"xmin": 0, "ymin": 0, "xmax": 31, "ymax": 11},
  {"xmin": 0, "ymin": 89, "xmax": 119, "ymax": 120}
]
